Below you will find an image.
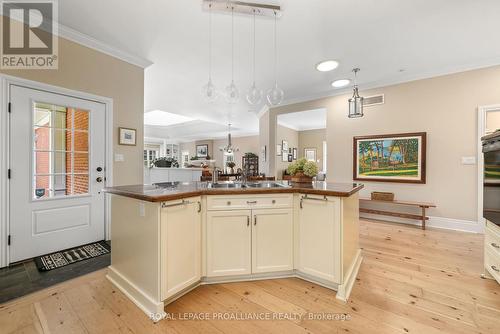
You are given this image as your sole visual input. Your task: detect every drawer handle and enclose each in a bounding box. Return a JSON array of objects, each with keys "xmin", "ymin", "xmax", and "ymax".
[
  {"xmin": 227, "ymin": 201, "xmax": 231, "ymax": 205},
  {"xmin": 254, "ymin": 216, "xmax": 257, "ymax": 226},
  {"xmin": 247, "ymin": 201, "xmax": 257, "ymax": 204},
  {"xmin": 247, "ymin": 216, "xmax": 250, "ymax": 227},
  {"xmin": 197, "ymin": 202, "xmax": 201, "ymax": 213},
  {"xmin": 491, "ymin": 265, "xmax": 500, "ymax": 272},
  {"xmin": 491, "ymin": 243, "xmax": 500, "ymax": 249},
  {"xmin": 272, "ymin": 200, "xmax": 276, "ymax": 204}
]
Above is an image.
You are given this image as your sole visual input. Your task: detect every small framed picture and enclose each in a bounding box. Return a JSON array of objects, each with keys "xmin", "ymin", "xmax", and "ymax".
[
  {"xmin": 288, "ymin": 154, "xmax": 293, "ymax": 162},
  {"xmin": 196, "ymin": 144, "xmax": 208, "ymax": 158},
  {"xmin": 304, "ymin": 148, "xmax": 317, "ymax": 162},
  {"xmin": 119, "ymin": 127, "xmax": 136, "ymax": 146},
  {"xmin": 282, "ymin": 153, "xmax": 288, "ymax": 162},
  {"xmin": 293, "ymin": 148, "xmax": 297, "ymax": 160},
  {"xmin": 282, "ymin": 140, "xmax": 288, "ymax": 152},
  {"xmin": 277, "ymin": 144, "xmax": 282, "ymax": 156}
]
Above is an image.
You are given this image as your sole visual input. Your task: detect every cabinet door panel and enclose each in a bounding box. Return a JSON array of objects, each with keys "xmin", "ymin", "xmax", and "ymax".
[
  {"xmin": 161, "ymin": 197, "xmax": 201, "ymax": 300},
  {"xmin": 207, "ymin": 210, "xmax": 252, "ymax": 277},
  {"xmin": 252, "ymin": 209, "xmax": 293, "ymax": 273},
  {"xmin": 298, "ymin": 195, "xmax": 340, "ymax": 283}
]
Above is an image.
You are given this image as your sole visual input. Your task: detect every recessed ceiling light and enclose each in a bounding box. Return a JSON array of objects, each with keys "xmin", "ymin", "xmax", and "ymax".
[
  {"xmin": 331, "ymin": 79, "xmax": 351, "ymax": 88},
  {"xmin": 316, "ymin": 60, "xmax": 339, "ymax": 72}
]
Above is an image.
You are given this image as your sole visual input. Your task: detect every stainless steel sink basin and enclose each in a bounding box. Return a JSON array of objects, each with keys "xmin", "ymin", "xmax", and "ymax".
[
  {"xmin": 245, "ymin": 182, "xmax": 289, "ymax": 188},
  {"xmin": 206, "ymin": 182, "xmax": 246, "ymax": 189}
]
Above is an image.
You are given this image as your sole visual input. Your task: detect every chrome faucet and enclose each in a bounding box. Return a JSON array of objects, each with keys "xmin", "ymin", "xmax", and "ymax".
[{"xmin": 212, "ymin": 167, "xmax": 219, "ymax": 183}]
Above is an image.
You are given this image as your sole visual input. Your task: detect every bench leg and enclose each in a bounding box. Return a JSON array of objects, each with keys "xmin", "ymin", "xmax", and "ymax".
[{"xmin": 421, "ymin": 207, "xmax": 426, "ymax": 230}]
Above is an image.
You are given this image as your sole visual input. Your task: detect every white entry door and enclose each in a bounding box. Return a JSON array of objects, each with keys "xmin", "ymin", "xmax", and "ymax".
[{"xmin": 9, "ymin": 85, "xmax": 106, "ymax": 263}]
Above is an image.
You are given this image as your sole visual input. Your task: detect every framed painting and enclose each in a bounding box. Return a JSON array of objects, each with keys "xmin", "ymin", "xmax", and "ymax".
[
  {"xmin": 196, "ymin": 144, "xmax": 208, "ymax": 158},
  {"xmin": 304, "ymin": 148, "xmax": 316, "ymax": 162},
  {"xmin": 282, "ymin": 140, "xmax": 288, "ymax": 152},
  {"xmin": 119, "ymin": 127, "xmax": 136, "ymax": 146},
  {"xmin": 353, "ymin": 132, "xmax": 427, "ymax": 184},
  {"xmin": 288, "ymin": 154, "xmax": 293, "ymax": 162}
]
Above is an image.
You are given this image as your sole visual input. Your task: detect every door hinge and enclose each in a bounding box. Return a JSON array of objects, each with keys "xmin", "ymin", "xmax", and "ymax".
[
  {"xmin": 7, "ymin": 235, "xmax": 11, "ymax": 246},
  {"xmin": 7, "ymin": 169, "xmax": 11, "ymax": 179},
  {"xmin": 8, "ymin": 102, "xmax": 11, "ymax": 113}
]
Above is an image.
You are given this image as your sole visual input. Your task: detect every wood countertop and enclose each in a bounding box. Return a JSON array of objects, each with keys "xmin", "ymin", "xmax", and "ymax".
[{"xmin": 104, "ymin": 181, "xmax": 364, "ymax": 202}]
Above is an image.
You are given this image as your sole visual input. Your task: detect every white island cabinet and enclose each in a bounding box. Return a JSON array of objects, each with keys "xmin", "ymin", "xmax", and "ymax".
[{"xmin": 105, "ymin": 182, "xmax": 363, "ymax": 321}]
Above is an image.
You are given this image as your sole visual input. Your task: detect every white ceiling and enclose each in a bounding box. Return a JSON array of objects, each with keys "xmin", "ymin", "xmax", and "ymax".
[
  {"xmin": 58, "ymin": 0, "xmax": 500, "ymax": 139},
  {"xmin": 278, "ymin": 109, "xmax": 326, "ymax": 131}
]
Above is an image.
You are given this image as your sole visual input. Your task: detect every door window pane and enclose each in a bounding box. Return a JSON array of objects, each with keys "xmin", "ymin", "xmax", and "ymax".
[{"xmin": 32, "ymin": 102, "xmax": 90, "ymax": 199}]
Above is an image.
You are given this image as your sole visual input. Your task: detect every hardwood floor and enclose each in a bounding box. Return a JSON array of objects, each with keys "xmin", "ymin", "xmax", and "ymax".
[{"xmin": 1, "ymin": 220, "xmax": 499, "ymax": 334}]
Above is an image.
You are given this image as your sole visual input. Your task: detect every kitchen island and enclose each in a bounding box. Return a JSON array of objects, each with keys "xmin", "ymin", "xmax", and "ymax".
[{"xmin": 104, "ymin": 181, "xmax": 363, "ymax": 321}]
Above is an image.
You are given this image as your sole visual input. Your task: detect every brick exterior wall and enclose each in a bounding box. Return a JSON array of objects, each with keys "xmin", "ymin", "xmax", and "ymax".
[
  {"xmin": 66, "ymin": 108, "xmax": 89, "ymax": 195},
  {"xmin": 35, "ymin": 125, "xmax": 50, "ymax": 197}
]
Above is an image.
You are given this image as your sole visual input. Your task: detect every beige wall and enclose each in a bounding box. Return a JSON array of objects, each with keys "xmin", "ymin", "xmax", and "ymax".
[
  {"xmin": 213, "ymin": 135, "xmax": 260, "ymax": 170},
  {"xmin": 276, "ymin": 125, "xmax": 298, "ymax": 179},
  {"xmin": 486, "ymin": 110, "xmax": 500, "ymax": 134},
  {"xmin": 1, "ymin": 35, "xmax": 145, "ymax": 186},
  {"xmin": 181, "ymin": 136, "xmax": 260, "ymax": 170},
  {"xmin": 269, "ymin": 65, "xmax": 500, "ymax": 222},
  {"xmin": 298, "ymin": 129, "xmax": 326, "ymax": 170}
]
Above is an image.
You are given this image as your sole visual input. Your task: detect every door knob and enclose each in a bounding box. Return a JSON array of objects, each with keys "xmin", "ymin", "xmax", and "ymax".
[
  {"xmin": 96, "ymin": 177, "xmax": 103, "ymax": 183},
  {"xmin": 96, "ymin": 167, "xmax": 103, "ymax": 172}
]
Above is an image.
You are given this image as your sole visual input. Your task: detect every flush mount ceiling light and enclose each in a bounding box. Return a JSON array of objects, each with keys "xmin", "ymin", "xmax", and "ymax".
[
  {"xmin": 348, "ymin": 68, "xmax": 364, "ymax": 118},
  {"xmin": 331, "ymin": 79, "xmax": 351, "ymax": 88},
  {"xmin": 316, "ymin": 60, "xmax": 339, "ymax": 72}
]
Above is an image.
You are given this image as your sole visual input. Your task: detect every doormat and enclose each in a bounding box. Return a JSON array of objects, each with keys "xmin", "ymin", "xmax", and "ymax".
[{"xmin": 34, "ymin": 241, "xmax": 110, "ymax": 272}]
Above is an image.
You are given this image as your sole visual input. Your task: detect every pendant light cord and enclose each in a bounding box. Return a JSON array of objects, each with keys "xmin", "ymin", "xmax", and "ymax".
[
  {"xmin": 252, "ymin": 10, "xmax": 256, "ymax": 84},
  {"xmin": 231, "ymin": 6, "xmax": 234, "ymax": 82},
  {"xmin": 208, "ymin": 3, "xmax": 212, "ymax": 80},
  {"xmin": 273, "ymin": 11, "xmax": 278, "ymax": 86}
]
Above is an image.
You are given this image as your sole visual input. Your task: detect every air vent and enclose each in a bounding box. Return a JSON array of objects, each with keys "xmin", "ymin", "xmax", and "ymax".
[{"xmin": 363, "ymin": 94, "xmax": 384, "ymax": 107}]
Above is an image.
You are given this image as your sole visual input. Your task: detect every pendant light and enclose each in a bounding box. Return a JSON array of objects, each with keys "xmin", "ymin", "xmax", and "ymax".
[
  {"xmin": 219, "ymin": 123, "xmax": 239, "ymax": 153},
  {"xmin": 246, "ymin": 9, "xmax": 263, "ymax": 105},
  {"xmin": 225, "ymin": 6, "xmax": 240, "ymax": 104},
  {"xmin": 348, "ymin": 68, "xmax": 364, "ymax": 118},
  {"xmin": 266, "ymin": 10, "xmax": 284, "ymax": 106},
  {"xmin": 201, "ymin": 2, "xmax": 218, "ymax": 102}
]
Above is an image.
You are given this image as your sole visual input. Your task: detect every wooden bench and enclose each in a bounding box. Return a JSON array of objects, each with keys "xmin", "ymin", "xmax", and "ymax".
[{"xmin": 359, "ymin": 198, "xmax": 436, "ymax": 230}]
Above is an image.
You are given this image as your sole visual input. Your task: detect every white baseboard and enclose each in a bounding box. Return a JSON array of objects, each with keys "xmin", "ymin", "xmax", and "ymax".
[
  {"xmin": 336, "ymin": 250, "xmax": 362, "ymax": 302},
  {"xmin": 106, "ymin": 266, "xmax": 165, "ymax": 322},
  {"xmin": 361, "ymin": 213, "xmax": 483, "ymax": 233}
]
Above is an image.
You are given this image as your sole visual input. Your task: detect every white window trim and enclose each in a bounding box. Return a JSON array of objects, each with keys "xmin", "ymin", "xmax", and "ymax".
[{"xmin": 0, "ymin": 74, "xmax": 114, "ymax": 268}]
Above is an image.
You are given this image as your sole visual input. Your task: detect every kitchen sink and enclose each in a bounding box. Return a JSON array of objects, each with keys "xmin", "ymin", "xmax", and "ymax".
[
  {"xmin": 205, "ymin": 182, "xmax": 246, "ymax": 189},
  {"xmin": 245, "ymin": 182, "xmax": 289, "ymax": 188}
]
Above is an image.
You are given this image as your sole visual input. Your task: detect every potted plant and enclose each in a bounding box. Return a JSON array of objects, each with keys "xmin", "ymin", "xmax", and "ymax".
[
  {"xmin": 226, "ymin": 161, "xmax": 236, "ymax": 174},
  {"xmin": 287, "ymin": 158, "xmax": 319, "ymax": 183},
  {"xmin": 151, "ymin": 157, "xmax": 179, "ymax": 168}
]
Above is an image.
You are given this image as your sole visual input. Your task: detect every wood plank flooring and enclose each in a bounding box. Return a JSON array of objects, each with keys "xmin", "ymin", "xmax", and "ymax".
[{"xmin": 1, "ymin": 220, "xmax": 499, "ymax": 334}]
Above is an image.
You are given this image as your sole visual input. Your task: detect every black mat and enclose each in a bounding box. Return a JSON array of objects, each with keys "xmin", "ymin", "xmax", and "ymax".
[{"xmin": 34, "ymin": 241, "xmax": 110, "ymax": 272}]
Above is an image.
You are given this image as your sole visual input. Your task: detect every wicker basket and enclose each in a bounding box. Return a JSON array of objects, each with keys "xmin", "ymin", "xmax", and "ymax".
[{"xmin": 371, "ymin": 191, "xmax": 395, "ymax": 201}]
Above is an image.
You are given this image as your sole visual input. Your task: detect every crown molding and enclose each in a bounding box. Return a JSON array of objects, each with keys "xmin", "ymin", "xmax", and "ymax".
[
  {"xmin": 279, "ymin": 58, "xmax": 500, "ymax": 108},
  {"xmin": 58, "ymin": 24, "xmax": 153, "ymax": 68}
]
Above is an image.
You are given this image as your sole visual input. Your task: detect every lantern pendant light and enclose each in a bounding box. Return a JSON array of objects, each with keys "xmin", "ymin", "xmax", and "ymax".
[
  {"xmin": 348, "ymin": 68, "xmax": 364, "ymax": 118},
  {"xmin": 246, "ymin": 9, "xmax": 263, "ymax": 105},
  {"xmin": 266, "ymin": 10, "xmax": 284, "ymax": 106},
  {"xmin": 225, "ymin": 6, "xmax": 240, "ymax": 104},
  {"xmin": 201, "ymin": 2, "xmax": 218, "ymax": 102}
]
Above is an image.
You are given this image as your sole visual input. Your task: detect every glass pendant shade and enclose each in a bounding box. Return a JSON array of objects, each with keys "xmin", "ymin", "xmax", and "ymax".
[
  {"xmin": 225, "ymin": 80, "xmax": 240, "ymax": 104},
  {"xmin": 348, "ymin": 86, "xmax": 364, "ymax": 118},
  {"xmin": 267, "ymin": 83, "xmax": 284, "ymax": 106},
  {"xmin": 202, "ymin": 79, "xmax": 218, "ymax": 102},
  {"xmin": 246, "ymin": 82, "xmax": 263, "ymax": 105}
]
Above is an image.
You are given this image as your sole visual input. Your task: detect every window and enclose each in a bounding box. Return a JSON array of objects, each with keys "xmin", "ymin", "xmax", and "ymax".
[{"xmin": 33, "ymin": 102, "xmax": 89, "ymax": 199}]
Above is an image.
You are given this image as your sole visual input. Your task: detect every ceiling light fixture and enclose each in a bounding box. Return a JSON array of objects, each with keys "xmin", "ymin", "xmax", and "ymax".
[
  {"xmin": 246, "ymin": 9, "xmax": 263, "ymax": 105},
  {"xmin": 266, "ymin": 10, "xmax": 284, "ymax": 106},
  {"xmin": 331, "ymin": 79, "xmax": 351, "ymax": 88},
  {"xmin": 219, "ymin": 123, "xmax": 239, "ymax": 153},
  {"xmin": 316, "ymin": 60, "xmax": 339, "ymax": 72},
  {"xmin": 348, "ymin": 68, "xmax": 364, "ymax": 118},
  {"xmin": 201, "ymin": 2, "xmax": 218, "ymax": 102},
  {"xmin": 225, "ymin": 6, "xmax": 240, "ymax": 104}
]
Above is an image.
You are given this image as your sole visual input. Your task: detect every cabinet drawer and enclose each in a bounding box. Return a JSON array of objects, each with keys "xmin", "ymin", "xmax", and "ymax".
[
  {"xmin": 206, "ymin": 194, "xmax": 293, "ymax": 211},
  {"xmin": 485, "ymin": 248, "xmax": 500, "ymax": 284},
  {"xmin": 485, "ymin": 221, "xmax": 500, "ymax": 256}
]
